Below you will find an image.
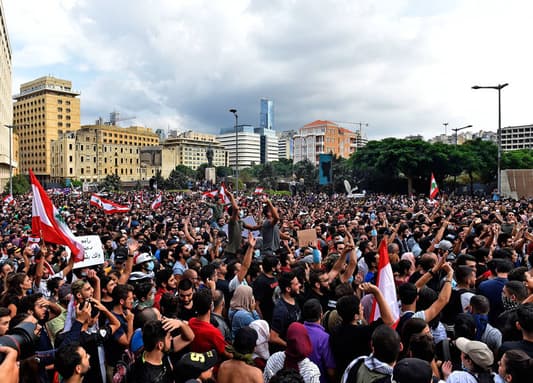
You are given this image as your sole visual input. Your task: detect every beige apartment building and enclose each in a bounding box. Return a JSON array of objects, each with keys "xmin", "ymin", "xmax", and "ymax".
[
  {"xmin": 51, "ymin": 124, "xmax": 159, "ymax": 184},
  {"xmin": 0, "ymin": 0, "xmax": 14, "ymax": 189},
  {"xmin": 293, "ymin": 120, "xmax": 359, "ymax": 165},
  {"xmin": 13, "ymin": 76, "xmax": 81, "ymax": 183},
  {"xmin": 138, "ymin": 131, "xmax": 227, "ymax": 178}
]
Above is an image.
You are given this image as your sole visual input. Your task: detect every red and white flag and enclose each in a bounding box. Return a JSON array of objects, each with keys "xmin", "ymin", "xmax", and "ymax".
[
  {"xmin": 202, "ymin": 189, "xmax": 218, "ymax": 199},
  {"xmin": 254, "ymin": 187, "xmax": 264, "ymax": 195},
  {"xmin": 151, "ymin": 192, "xmax": 162, "ymax": 210},
  {"xmin": 30, "ymin": 169, "xmax": 84, "ymax": 262},
  {"xmin": 90, "ymin": 194, "xmax": 130, "ymax": 214},
  {"xmin": 218, "ymin": 183, "xmax": 230, "ymax": 204},
  {"xmin": 370, "ymin": 238, "xmax": 400, "ymax": 324},
  {"xmin": 3, "ymin": 194, "xmax": 15, "ymax": 205},
  {"xmin": 429, "ymin": 173, "xmax": 439, "ymax": 200}
]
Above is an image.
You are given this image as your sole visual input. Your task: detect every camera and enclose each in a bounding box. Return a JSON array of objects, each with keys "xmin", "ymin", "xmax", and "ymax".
[{"xmin": 0, "ymin": 321, "xmax": 39, "ymax": 363}]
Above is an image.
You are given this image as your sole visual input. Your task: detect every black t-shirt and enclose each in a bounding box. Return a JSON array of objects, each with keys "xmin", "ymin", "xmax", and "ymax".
[
  {"xmin": 330, "ymin": 320, "xmax": 382, "ymax": 373},
  {"xmin": 499, "ymin": 339, "xmax": 533, "ymax": 359},
  {"xmin": 104, "ymin": 312, "xmax": 128, "ymax": 368},
  {"xmin": 253, "ymin": 273, "xmax": 278, "ymax": 323},
  {"xmin": 178, "ymin": 303, "xmax": 196, "ymax": 321},
  {"xmin": 305, "ymin": 288, "xmax": 330, "ymax": 314},
  {"xmin": 271, "ymin": 298, "xmax": 301, "ymax": 340},
  {"xmin": 128, "ymin": 355, "xmax": 174, "ymax": 383},
  {"xmin": 81, "ymin": 325, "xmax": 113, "ymax": 383}
]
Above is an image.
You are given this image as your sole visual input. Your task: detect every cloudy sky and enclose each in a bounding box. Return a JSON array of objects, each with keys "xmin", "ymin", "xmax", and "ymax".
[{"xmin": 3, "ymin": 0, "xmax": 532, "ymax": 140}]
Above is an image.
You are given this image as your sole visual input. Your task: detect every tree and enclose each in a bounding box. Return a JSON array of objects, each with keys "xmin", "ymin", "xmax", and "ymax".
[
  {"xmin": 255, "ymin": 162, "xmax": 277, "ymax": 189},
  {"xmin": 165, "ymin": 165, "xmax": 195, "ymax": 189},
  {"xmin": 502, "ymin": 149, "xmax": 533, "ymax": 169},
  {"xmin": 100, "ymin": 174, "xmax": 121, "ymax": 191},
  {"xmin": 293, "ymin": 159, "xmax": 317, "ymax": 191},
  {"xmin": 460, "ymin": 139, "xmax": 497, "ymax": 194},
  {"xmin": 4, "ymin": 174, "xmax": 30, "ymax": 195},
  {"xmin": 216, "ymin": 166, "xmax": 233, "ymax": 178}
]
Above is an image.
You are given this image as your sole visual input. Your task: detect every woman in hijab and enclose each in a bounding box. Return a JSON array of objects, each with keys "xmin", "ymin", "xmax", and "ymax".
[
  {"xmin": 228, "ymin": 285, "xmax": 260, "ymax": 339},
  {"xmin": 249, "ymin": 319, "xmax": 270, "ymax": 370},
  {"xmin": 264, "ymin": 322, "xmax": 320, "ymax": 383}
]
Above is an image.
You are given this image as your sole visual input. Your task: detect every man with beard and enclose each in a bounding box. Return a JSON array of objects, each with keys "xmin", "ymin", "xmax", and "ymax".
[
  {"xmin": 253, "ymin": 255, "xmax": 280, "ymax": 323},
  {"xmin": 177, "ymin": 278, "xmax": 196, "ymax": 321},
  {"xmin": 173, "ymin": 243, "xmax": 191, "ymax": 282},
  {"xmin": 20, "ymin": 293, "xmax": 63, "ymax": 382},
  {"xmin": 128, "ymin": 320, "xmax": 174, "ymax": 383},
  {"xmin": 270, "ymin": 271, "xmax": 301, "ymax": 350},
  {"xmin": 154, "ymin": 269, "xmax": 177, "ymax": 310},
  {"xmin": 55, "ymin": 343, "xmax": 91, "ymax": 383},
  {"xmin": 305, "ymin": 270, "xmax": 331, "ymax": 314}
]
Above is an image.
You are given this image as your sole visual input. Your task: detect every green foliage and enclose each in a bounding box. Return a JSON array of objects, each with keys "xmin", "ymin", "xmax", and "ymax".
[
  {"xmin": 71, "ymin": 180, "xmax": 83, "ymax": 188},
  {"xmin": 100, "ymin": 174, "xmax": 121, "ymax": 191},
  {"xmin": 5, "ymin": 174, "xmax": 30, "ymax": 195},
  {"xmin": 216, "ymin": 166, "xmax": 233, "ymax": 178},
  {"xmin": 165, "ymin": 165, "xmax": 195, "ymax": 189},
  {"xmin": 294, "ymin": 159, "xmax": 317, "ymax": 190},
  {"xmin": 502, "ymin": 149, "xmax": 533, "ymax": 169}
]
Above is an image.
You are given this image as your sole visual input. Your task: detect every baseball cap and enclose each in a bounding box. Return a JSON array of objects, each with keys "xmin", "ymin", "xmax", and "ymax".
[
  {"xmin": 455, "ymin": 337, "xmax": 494, "ymax": 368},
  {"xmin": 176, "ymin": 350, "xmax": 217, "ymax": 380},
  {"xmin": 393, "ymin": 358, "xmax": 432, "ymax": 383},
  {"xmin": 114, "ymin": 247, "xmax": 128, "ymax": 263},
  {"xmin": 435, "ymin": 240, "xmax": 453, "ymax": 252}
]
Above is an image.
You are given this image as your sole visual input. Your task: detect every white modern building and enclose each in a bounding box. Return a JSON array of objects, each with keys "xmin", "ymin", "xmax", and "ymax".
[{"xmin": 218, "ymin": 125, "xmax": 261, "ymax": 169}]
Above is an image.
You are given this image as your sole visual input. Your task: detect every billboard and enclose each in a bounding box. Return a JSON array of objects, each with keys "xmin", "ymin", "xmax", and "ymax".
[{"xmin": 319, "ymin": 154, "xmax": 333, "ymax": 185}]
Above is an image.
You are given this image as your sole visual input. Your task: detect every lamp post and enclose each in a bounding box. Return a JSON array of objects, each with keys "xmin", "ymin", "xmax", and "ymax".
[
  {"xmin": 229, "ymin": 109, "xmax": 239, "ymax": 194},
  {"xmin": 472, "ymin": 83, "xmax": 508, "ymax": 196},
  {"xmin": 452, "ymin": 124, "xmax": 473, "ymax": 146}
]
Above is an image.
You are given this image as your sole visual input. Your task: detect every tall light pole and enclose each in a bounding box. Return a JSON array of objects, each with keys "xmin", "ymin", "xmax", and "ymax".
[
  {"xmin": 452, "ymin": 124, "xmax": 473, "ymax": 146},
  {"xmin": 229, "ymin": 109, "xmax": 239, "ymax": 194},
  {"xmin": 443, "ymin": 122, "xmax": 448, "ymax": 136},
  {"xmin": 472, "ymin": 83, "xmax": 508, "ymax": 196}
]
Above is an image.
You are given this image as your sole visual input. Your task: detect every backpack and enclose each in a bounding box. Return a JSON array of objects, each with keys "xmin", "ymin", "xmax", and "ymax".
[
  {"xmin": 344, "ymin": 357, "xmax": 391, "ymax": 383},
  {"xmin": 112, "ymin": 349, "xmax": 136, "ymax": 383},
  {"xmin": 396, "ymin": 311, "xmax": 415, "ymax": 335}
]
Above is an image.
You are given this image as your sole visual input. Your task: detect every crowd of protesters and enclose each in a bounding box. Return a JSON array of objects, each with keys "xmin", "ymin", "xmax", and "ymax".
[{"xmin": 0, "ymin": 187, "xmax": 532, "ymax": 383}]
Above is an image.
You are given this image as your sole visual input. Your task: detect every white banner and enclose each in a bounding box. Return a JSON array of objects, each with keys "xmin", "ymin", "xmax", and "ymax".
[{"xmin": 64, "ymin": 235, "xmax": 105, "ymax": 269}]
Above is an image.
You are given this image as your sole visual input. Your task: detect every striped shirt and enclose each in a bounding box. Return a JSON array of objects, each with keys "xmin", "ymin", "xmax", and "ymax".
[{"xmin": 264, "ymin": 351, "xmax": 321, "ymax": 383}]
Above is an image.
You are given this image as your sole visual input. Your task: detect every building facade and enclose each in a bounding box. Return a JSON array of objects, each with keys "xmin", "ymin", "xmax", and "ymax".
[
  {"xmin": 293, "ymin": 120, "xmax": 357, "ymax": 165},
  {"xmin": 277, "ymin": 130, "xmax": 295, "ymax": 160},
  {"xmin": 260, "ymin": 98, "xmax": 274, "ymax": 130},
  {"xmin": 0, "ymin": 0, "xmax": 13, "ymax": 189},
  {"xmin": 13, "ymin": 76, "xmax": 81, "ymax": 183},
  {"xmin": 501, "ymin": 125, "xmax": 533, "ymax": 151},
  {"xmin": 218, "ymin": 125, "xmax": 261, "ymax": 169},
  {"xmin": 50, "ymin": 124, "xmax": 159, "ymax": 184}
]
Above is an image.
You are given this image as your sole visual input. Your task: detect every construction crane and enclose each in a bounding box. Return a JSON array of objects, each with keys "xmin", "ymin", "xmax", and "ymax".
[{"xmin": 94, "ymin": 111, "xmax": 136, "ymax": 126}]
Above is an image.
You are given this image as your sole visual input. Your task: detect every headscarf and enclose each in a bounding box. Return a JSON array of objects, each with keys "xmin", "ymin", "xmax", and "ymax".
[
  {"xmin": 284, "ymin": 322, "xmax": 312, "ymax": 372},
  {"xmin": 230, "ymin": 285, "xmax": 255, "ymax": 313},
  {"xmin": 249, "ymin": 319, "xmax": 270, "ymax": 360}
]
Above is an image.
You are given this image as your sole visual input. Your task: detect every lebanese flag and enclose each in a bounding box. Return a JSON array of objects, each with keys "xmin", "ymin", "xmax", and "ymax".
[
  {"xmin": 218, "ymin": 183, "xmax": 230, "ymax": 204},
  {"xmin": 90, "ymin": 194, "xmax": 130, "ymax": 214},
  {"xmin": 429, "ymin": 173, "xmax": 439, "ymax": 200},
  {"xmin": 30, "ymin": 169, "xmax": 84, "ymax": 262},
  {"xmin": 370, "ymin": 238, "xmax": 400, "ymax": 324},
  {"xmin": 254, "ymin": 187, "xmax": 264, "ymax": 195},
  {"xmin": 151, "ymin": 192, "xmax": 162, "ymax": 210},
  {"xmin": 202, "ymin": 189, "xmax": 218, "ymax": 198},
  {"xmin": 3, "ymin": 194, "xmax": 15, "ymax": 205}
]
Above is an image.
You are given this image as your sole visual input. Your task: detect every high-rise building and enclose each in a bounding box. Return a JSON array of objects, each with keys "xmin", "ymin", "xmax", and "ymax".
[
  {"xmin": 218, "ymin": 125, "xmax": 261, "ymax": 169},
  {"xmin": 50, "ymin": 124, "xmax": 159, "ymax": 184},
  {"xmin": 0, "ymin": 0, "xmax": 13, "ymax": 190},
  {"xmin": 260, "ymin": 98, "xmax": 274, "ymax": 130},
  {"xmin": 293, "ymin": 120, "xmax": 357, "ymax": 165},
  {"xmin": 501, "ymin": 125, "xmax": 533, "ymax": 151},
  {"xmin": 278, "ymin": 130, "xmax": 296, "ymax": 160},
  {"xmin": 13, "ymin": 76, "xmax": 81, "ymax": 183}
]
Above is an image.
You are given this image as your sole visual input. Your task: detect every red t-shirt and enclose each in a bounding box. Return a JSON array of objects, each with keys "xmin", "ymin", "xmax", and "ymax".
[{"xmin": 188, "ymin": 317, "xmax": 227, "ymax": 356}]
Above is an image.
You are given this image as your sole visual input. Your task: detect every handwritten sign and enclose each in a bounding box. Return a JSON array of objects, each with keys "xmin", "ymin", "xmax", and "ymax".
[
  {"xmin": 297, "ymin": 229, "xmax": 318, "ymax": 247},
  {"xmin": 64, "ymin": 235, "xmax": 105, "ymax": 269}
]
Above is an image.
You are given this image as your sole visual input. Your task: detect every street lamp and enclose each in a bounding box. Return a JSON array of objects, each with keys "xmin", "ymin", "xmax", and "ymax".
[
  {"xmin": 472, "ymin": 83, "xmax": 508, "ymax": 196},
  {"xmin": 229, "ymin": 109, "xmax": 239, "ymax": 194},
  {"xmin": 452, "ymin": 124, "xmax": 473, "ymax": 146}
]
